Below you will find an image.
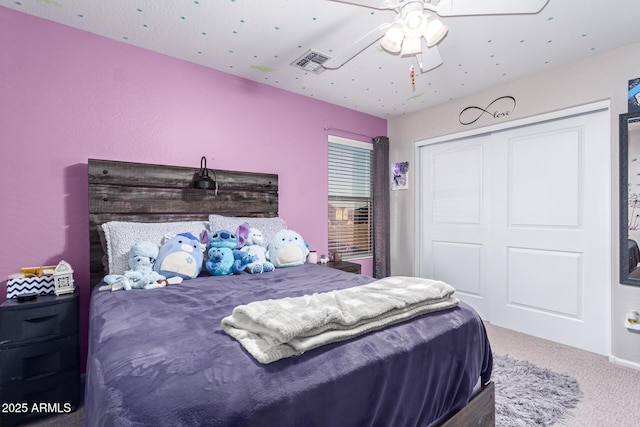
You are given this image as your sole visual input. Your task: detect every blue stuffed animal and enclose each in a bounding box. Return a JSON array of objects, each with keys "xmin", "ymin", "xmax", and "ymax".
[
  {"xmin": 267, "ymin": 229, "xmax": 310, "ymax": 268},
  {"xmin": 101, "ymin": 241, "xmax": 167, "ymax": 291},
  {"xmin": 204, "ymin": 229, "xmax": 257, "ymax": 276},
  {"xmin": 154, "ymin": 232, "xmax": 204, "ymax": 280}
]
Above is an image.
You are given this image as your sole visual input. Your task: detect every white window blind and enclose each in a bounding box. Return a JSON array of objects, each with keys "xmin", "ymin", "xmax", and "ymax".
[{"xmin": 328, "ymin": 137, "xmax": 373, "ymax": 259}]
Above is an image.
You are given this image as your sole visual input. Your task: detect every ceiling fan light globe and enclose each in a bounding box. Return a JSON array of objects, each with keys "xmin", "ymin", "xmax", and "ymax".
[
  {"xmin": 400, "ymin": 37, "xmax": 421, "ymax": 56},
  {"xmin": 424, "ymin": 17, "xmax": 448, "ymax": 47},
  {"xmin": 381, "ymin": 22, "xmax": 404, "ymax": 53},
  {"xmin": 403, "ymin": 10, "xmax": 428, "ymax": 39},
  {"xmin": 381, "ymin": 37, "xmax": 402, "ymax": 53}
]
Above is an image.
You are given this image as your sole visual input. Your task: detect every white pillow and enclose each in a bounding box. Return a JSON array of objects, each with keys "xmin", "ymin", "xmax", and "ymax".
[
  {"xmin": 101, "ymin": 221, "xmax": 208, "ymax": 275},
  {"xmin": 208, "ymin": 215, "xmax": 286, "ymax": 247}
]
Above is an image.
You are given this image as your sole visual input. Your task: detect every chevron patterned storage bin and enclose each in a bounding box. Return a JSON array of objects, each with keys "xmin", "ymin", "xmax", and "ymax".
[{"xmin": 6, "ymin": 276, "xmax": 55, "ymax": 299}]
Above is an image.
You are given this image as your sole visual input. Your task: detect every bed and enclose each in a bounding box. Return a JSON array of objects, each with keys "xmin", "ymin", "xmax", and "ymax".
[{"xmin": 85, "ymin": 159, "xmax": 495, "ymax": 427}]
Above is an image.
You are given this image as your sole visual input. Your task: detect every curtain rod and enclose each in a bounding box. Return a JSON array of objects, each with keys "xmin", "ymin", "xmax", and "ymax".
[{"xmin": 324, "ymin": 127, "xmax": 376, "ymax": 140}]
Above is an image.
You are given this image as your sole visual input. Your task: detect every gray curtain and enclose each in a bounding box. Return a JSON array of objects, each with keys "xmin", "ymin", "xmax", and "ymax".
[{"xmin": 372, "ymin": 136, "xmax": 390, "ymax": 278}]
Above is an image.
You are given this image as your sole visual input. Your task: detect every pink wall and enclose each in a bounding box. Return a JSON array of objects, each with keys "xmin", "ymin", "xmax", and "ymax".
[{"xmin": 0, "ymin": 8, "xmax": 386, "ymax": 371}]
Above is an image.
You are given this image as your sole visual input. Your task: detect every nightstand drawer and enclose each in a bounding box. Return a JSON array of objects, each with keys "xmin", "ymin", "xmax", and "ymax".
[
  {"xmin": 0, "ymin": 334, "xmax": 79, "ymax": 383},
  {"xmin": 0, "ymin": 368, "xmax": 79, "ymax": 425},
  {"xmin": 0, "ymin": 295, "xmax": 78, "ymax": 345}
]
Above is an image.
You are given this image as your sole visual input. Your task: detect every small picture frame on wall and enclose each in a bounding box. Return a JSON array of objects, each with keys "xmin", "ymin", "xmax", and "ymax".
[
  {"xmin": 629, "ymin": 78, "xmax": 640, "ymax": 113},
  {"xmin": 391, "ymin": 161, "xmax": 409, "ymax": 191}
]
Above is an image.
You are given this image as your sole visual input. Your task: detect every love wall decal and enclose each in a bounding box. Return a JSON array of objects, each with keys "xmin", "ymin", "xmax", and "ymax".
[{"xmin": 459, "ymin": 96, "xmax": 516, "ymax": 125}]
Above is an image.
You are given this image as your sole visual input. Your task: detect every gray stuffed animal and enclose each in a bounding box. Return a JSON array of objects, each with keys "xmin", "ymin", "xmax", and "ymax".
[{"xmin": 100, "ymin": 241, "xmax": 181, "ymax": 291}]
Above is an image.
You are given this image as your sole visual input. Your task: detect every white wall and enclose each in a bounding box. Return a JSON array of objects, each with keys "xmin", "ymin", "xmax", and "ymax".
[{"xmin": 388, "ymin": 41, "xmax": 640, "ymax": 366}]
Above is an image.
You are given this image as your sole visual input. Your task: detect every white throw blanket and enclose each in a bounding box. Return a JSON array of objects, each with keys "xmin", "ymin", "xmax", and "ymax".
[{"xmin": 221, "ymin": 276, "xmax": 459, "ymax": 364}]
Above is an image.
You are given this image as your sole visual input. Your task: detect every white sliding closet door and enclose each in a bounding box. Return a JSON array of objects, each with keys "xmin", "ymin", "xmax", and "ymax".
[
  {"xmin": 419, "ymin": 134, "xmax": 495, "ymax": 320},
  {"xmin": 418, "ymin": 109, "xmax": 610, "ymax": 355}
]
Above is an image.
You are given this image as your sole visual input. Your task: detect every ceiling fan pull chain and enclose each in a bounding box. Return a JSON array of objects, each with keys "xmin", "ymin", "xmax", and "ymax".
[{"xmin": 410, "ymin": 65, "xmax": 415, "ymax": 91}]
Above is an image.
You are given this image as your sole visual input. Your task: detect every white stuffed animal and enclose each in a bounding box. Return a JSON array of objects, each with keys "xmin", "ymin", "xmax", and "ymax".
[
  {"xmin": 240, "ymin": 228, "xmax": 275, "ymax": 274},
  {"xmin": 100, "ymin": 241, "xmax": 183, "ymax": 291}
]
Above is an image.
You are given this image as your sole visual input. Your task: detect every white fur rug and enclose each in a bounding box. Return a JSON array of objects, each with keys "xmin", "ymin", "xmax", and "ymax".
[{"xmin": 493, "ymin": 355, "xmax": 582, "ymax": 426}]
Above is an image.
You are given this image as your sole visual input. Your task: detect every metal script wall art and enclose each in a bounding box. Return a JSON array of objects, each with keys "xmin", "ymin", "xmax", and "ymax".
[{"xmin": 459, "ymin": 96, "xmax": 516, "ymax": 125}]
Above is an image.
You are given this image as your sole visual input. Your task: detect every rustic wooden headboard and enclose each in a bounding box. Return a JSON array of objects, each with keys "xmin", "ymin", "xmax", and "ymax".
[{"xmin": 88, "ymin": 159, "xmax": 278, "ymax": 286}]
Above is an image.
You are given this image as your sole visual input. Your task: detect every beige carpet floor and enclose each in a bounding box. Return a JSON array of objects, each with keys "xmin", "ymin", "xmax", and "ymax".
[
  {"xmin": 21, "ymin": 322, "xmax": 640, "ymax": 426},
  {"xmin": 485, "ymin": 322, "xmax": 640, "ymax": 427}
]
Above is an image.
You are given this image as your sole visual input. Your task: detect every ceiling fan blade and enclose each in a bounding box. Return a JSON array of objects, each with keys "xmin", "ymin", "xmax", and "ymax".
[
  {"xmin": 435, "ymin": 0, "xmax": 549, "ymax": 16},
  {"xmin": 417, "ymin": 44, "xmax": 443, "ymax": 72},
  {"xmin": 322, "ymin": 23, "xmax": 390, "ymax": 70},
  {"xmin": 329, "ymin": 0, "xmax": 398, "ymax": 10}
]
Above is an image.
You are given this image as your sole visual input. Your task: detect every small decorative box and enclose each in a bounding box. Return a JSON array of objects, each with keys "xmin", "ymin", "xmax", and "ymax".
[{"xmin": 6, "ymin": 276, "xmax": 56, "ymax": 299}]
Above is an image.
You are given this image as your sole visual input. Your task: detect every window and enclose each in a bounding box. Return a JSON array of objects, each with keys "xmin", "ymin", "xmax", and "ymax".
[{"xmin": 328, "ymin": 136, "xmax": 373, "ymax": 259}]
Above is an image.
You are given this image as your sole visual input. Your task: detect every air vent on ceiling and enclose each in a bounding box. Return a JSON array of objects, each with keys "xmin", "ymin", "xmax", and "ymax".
[{"xmin": 291, "ymin": 50, "xmax": 330, "ymax": 74}]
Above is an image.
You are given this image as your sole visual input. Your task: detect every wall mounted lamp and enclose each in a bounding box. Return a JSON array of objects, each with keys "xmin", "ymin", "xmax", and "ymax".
[{"xmin": 193, "ymin": 156, "xmax": 218, "ymax": 195}]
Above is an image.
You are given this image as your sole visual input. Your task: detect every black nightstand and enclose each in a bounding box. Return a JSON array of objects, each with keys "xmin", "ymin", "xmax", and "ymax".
[
  {"xmin": 324, "ymin": 261, "xmax": 362, "ymax": 274},
  {"xmin": 0, "ymin": 292, "xmax": 80, "ymax": 426}
]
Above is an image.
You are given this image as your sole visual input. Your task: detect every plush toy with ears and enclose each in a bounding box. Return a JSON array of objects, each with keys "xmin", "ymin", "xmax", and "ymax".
[
  {"xmin": 239, "ymin": 227, "xmax": 275, "ymax": 274},
  {"xmin": 203, "ymin": 229, "xmax": 257, "ymax": 276},
  {"xmin": 154, "ymin": 232, "xmax": 205, "ymax": 280},
  {"xmin": 101, "ymin": 241, "xmax": 183, "ymax": 291}
]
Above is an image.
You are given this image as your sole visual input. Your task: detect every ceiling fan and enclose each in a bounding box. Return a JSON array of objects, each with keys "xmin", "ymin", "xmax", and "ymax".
[{"xmin": 322, "ymin": 0, "xmax": 550, "ymax": 72}]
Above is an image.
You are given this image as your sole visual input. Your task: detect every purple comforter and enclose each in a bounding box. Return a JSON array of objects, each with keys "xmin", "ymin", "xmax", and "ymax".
[{"xmin": 84, "ymin": 264, "xmax": 492, "ymax": 427}]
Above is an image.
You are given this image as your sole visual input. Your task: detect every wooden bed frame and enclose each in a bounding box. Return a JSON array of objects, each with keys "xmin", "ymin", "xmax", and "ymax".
[
  {"xmin": 87, "ymin": 158, "xmax": 495, "ymax": 426},
  {"xmin": 88, "ymin": 158, "xmax": 279, "ymax": 286}
]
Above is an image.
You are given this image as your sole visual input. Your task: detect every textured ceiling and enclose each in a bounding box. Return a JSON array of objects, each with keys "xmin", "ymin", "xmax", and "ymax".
[{"xmin": 3, "ymin": 0, "xmax": 640, "ymax": 119}]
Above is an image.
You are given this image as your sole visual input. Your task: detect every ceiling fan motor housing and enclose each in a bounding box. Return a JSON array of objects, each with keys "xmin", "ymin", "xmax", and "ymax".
[
  {"xmin": 381, "ymin": 0, "xmax": 447, "ymax": 56},
  {"xmin": 402, "ymin": 2, "xmax": 429, "ymax": 39}
]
